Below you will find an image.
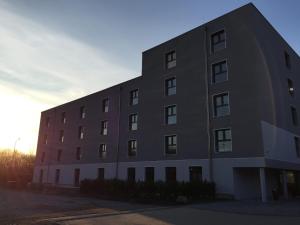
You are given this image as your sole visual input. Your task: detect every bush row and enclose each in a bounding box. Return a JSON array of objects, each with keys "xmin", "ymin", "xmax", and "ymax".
[{"xmin": 80, "ymin": 179, "xmax": 215, "ymax": 202}]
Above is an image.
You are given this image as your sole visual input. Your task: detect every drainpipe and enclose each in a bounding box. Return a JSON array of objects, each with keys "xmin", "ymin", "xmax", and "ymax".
[
  {"xmin": 115, "ymin": 86, "xmax": 122, "ymax": 179},
  {"xmin": 46, "ymin": 108, "xmax": 56, "ymax": 186},
  {"xmin": 204, "ymin": 26, "xmax": 213, "ymax": 182}
]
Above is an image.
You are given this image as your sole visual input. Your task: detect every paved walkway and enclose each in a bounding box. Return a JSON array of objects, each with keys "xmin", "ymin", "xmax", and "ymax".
[{"xmin": 0, "ymin": 188, "xmax": 299, "ymax": 225}]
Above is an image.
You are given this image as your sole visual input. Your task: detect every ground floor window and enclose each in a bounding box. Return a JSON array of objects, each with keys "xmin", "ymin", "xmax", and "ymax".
[
  {"xmin": 127, "ymin": 167, "xmax": 135, "ymax": 183},
  {"xmin": 39, "ymin": 169, "xmax": 43, "ymax": 184},
  {"xmin": 98, "ymin": 168, "xmax": 105, "ymax": 180},
  {"xmin": 189, "ymin": 166, "xmax": 202, "ymax": 182},
  {"xmin": 165, "ymin": 167, "xmax": 176, "ymax": 183},
  {"xmin": 145, "ymin": 167, "xmax": 154, "ymax": 182},
  {"xmin": 74, "ymin": 168, "xmax": 80, "ymax": 187},
  {"xmin": 55, "ymin": 169, "xmax": 60, "ymax": 184}
]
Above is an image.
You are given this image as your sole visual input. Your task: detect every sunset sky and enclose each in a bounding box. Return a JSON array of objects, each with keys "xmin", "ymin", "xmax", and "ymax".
[{"xmin": 0, "ymin": 0, "xmax": 299, "ymax": 154}]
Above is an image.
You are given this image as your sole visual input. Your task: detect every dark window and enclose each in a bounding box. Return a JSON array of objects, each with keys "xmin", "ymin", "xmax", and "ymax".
[
  {"xmin": 39, "ymin": 169, "xmax": 43, "ymax": 184},
  {"xmin": 288, "ymin": 79, "xmax": 294, "ymax": 96},
  {"xmin": 166, "ymin": 51, "xmax": 176, "ymax": 69},
  {"xmin": 55, "ymin": 169, "xmax": 60, "ymax": 185},
  {"xmin": 130, "ymin": 89, "xmax": 139, "ymax": 105},
  {"xmin": 291, "ymin": 106, "xmax": 298, "ymax": 126},
  {"xmin": 98, "ymin": 168, "xmax": 105, "ymax": 180},
  {"xmin": 41, "ymin": 152, "xmax": 45, "ymax": 163},
  {"xmin": 128, "ymin": 140, "xmax": 137, "ymax": 157},
  {"xmin": 101, "ymin": 121, "xmax": 108, "ymax": 135},
  {"xmin": 74, "ymin": 168, "xmax": 80, "ymax": 187},
  {"xmin": 57, "ymin": 149, "xmax": 62, "ymax": 161},
  {"xmin": 43, "ymin": 134, "xmax": 48, "ymax": 145},
  {"xmin": 211, "ymin": 30, "xmax": 226, "ymax": 53},
  {"xmin": 59, "ymin": 130, "xmax": 64, "ymax": 143},
  {"xmin": 129, "ymin": 114, "xmax": 138, "ymax": 130},
  {"xmin": 165, "ymin": 167, "xmax": 176, "ymax": 183},
  {"xmin": 166, "ymin": 105, "xmax": 177, "ymax": 125},
  {"xmin": 145, "ymin": 167, "xmax": 155, "ymax": 183},
  {"xmin": 46, "ymin": 116, "xmax": 50, "ymax": 127},
  {"xmin": 285, "ymin": 51, "xmax": 291, "ymax": 69},
  {"xmin": 99, "ymin": 144, "xmax": 107, "ymax": 158},
  {"xmin": 61, "ymin": 112, "xmax": 66, "ymax": 124},
  {"xmin": 76, "ymin": 147, "xmax": 82, "ymax": 160},
  {"xmin": 165, "ymin": 135, "xmax": 177, "ymax": 155},
  {"xmin": 213, "ymin": 93, "xmax": 230, "ymax": 117},
  {"xmin": 294, "ymin": 137, "xmax": 300, "ymax": 157},
  {"xmin": 189, "ymin": 167, "xmax": 202, "ymax": 182},
  {"xmin": 103, "ymin": 98, "xmax": 109, "ymax": 112},
  {"xmin": 215, "ymin": 128, "xmax": 232, "ymax": 152},
  {"xmin": 78, "ymin": 126, "xmax": 84, "ymax": 139},
  {"xmin": 127, "ymin": 168, "xmax": 135, "ymax": 183},
  {"xmin": 80, "ymin": 106, "xmax": 86, "ymax": 119},
  {"xmin": 165, "ymin": 77, "xmax": 176, "ymax": 96},
  {"xmin": 212, "ymin": 61, "xmax": 227, "ymax": 83}
]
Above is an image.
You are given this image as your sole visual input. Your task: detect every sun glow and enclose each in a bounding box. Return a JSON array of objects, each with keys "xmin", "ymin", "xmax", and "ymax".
[{"xmin": 0, "ymin": 84, "xmax": 50, "ymax": 155}]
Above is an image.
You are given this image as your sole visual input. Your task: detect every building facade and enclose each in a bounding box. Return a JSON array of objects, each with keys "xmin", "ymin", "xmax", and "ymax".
[{"xmin": 33, "ymin": 3, "xmax": 300, "ymax": 201}]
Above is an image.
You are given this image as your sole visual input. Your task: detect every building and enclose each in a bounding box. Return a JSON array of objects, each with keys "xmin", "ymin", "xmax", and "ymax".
[{"xmin": 32, "ymin": 3, "xmax": 300, "ymax": 201}]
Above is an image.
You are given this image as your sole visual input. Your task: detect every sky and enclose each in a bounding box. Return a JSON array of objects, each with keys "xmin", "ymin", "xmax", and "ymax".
[{"xmin": 0, "ymin": 0, "xmax": 299, "ymax": 154}]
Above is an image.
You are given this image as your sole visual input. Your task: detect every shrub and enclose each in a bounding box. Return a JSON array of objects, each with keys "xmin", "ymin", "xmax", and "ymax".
[{"xmin": 80, "ymin": 178, "xmax": 215, "ymax": 202}]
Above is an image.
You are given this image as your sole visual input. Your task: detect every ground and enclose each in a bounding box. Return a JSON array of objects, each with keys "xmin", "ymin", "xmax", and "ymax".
[{"xmin": 0, "ymin": 188, "xmax": 299, "ymax": 225}]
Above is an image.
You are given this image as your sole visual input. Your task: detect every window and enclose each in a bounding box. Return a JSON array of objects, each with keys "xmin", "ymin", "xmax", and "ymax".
[
  {"xmin": 288, "ymin": 79, "xmax": 294, "ymax": 96},
  {"xmin": 215, "ymin": 128, "xmax": 232, "ymax": 152},
  {"xmin": 46, "ymin": 116, "xmax": 50, "ymax": 127},
  {"xmin": 165, "ymin": 77, "xmax": 176, "ymax": 96},
  {"xmin": 189, "ymin": 167, "xmax": 202, "ymax": 182},
  {"xmin": 74, "ymin": 168, "xmax": 80, "ymax": 187},
  {"xmin": 291, "ymin": 106, "xmax": 298, "ymax": 126},
  {"xmin": 128, "ymin": 140, "xmax": 137, "ymax": 157},
  {"xmin": 57, "ymin": 149, "xmax": 62, "ymax": 161},
  {"xmin": 165, "ymin": 135, "xmax": 177, "ymax": 155},
  {"xmin": 55, "ymin": 169, "xmax": 60, "ymax": 185},
  {"xmin": 127, "ymin": 168, "xmax": 135, "ymax": 183},
  {"xmin": 145, "ymin": 167, "xmax": 155, "ymax": 183},
  {"xmin": 43, "ymin": 134, "xmax": 48, "ymax": 145},
  {"xmin": 80, "ymin": 106, "xmax": 86, "ymax": 119},
  {"xmin": 78, "ymin": 126, "xmax": 84, "ymax": 139},
  {"xmin": 103, "ymin": 98, "xmax": 109, "ymax": 112},
  {"xmin": 101, "ymin": 121, "xmax": 108, "ymax": 135},
  {"xmin": 39, "ymin": 169, "xmax": 43, "ymax": 184},
  {"xmin": 76, "ymin": 147, "xmax": 82, "ymax": 160},
  {"xmin": 99, "ymin": 144, "xmax": 107, "ymax": 158},
  {"xmin": 129, "ymin": 114, "xmax": 138, "ymax": 131},
  {"xmin": 130, "ymin": 89, "xmax": 139, "ymax": 105},
  {"xmin": 284, "ymin": 51, "xmax": 291, "ymax": 69},
  {"xmin": 211, "ymin": 30, "xmax": 226, "ymax": 53},
  {"xmin": 41, "ymin": 152, "xmax": 45, "ymax": 163},
  {"xmin": 294, "ymin": 137, "xmax": 300, "ymax": 157},
  {"xmin": 165, "ymin": 167, "xmax": 176, "ymax": 183},
  {"xmin": 59, "ymin": 130, "xmax": 64, "ymax": 143},
  {"xmin": 98, "ymin": 168, "xmax": 105, "ymax": 180},
  {"xmin": 61, "ymin": 112, "xmax": 66, "ymax": 124},
  {"xmin": 166, "ymin": 51, "xmax": 176, "ymax": 69},
  {"xmin": 213, "ymin": 93, "xmax": 230, "ymax": 117},
  {"xmin": 166, "ymin": 105, "xmax": 177, "ymax": 125},
  {"xmin": 212, "ymin": 61, "xmax": 228, "ymax": 83}
]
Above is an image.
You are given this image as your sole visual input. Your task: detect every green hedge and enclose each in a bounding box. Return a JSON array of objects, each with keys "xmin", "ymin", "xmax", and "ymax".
[{"xmin": 80, "ymin": 179, "xmax": 215, "ymax": 202}]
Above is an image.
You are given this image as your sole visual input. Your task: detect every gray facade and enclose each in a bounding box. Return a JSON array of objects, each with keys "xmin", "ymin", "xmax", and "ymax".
[{"xmin": 33, "ymin": 3, "xmax": 300, "ymax": 201}]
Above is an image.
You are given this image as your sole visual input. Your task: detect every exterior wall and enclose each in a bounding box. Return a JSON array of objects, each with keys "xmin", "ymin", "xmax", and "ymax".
[{"xmin": 261, "ymin": 121, "xmax": 300, "ymax": 164}]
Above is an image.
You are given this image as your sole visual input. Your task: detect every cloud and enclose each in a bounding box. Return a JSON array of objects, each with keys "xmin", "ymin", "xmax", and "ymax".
[{"xmin": 0, "ymin": 3, "xmax": 137, "ymax": 153}]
